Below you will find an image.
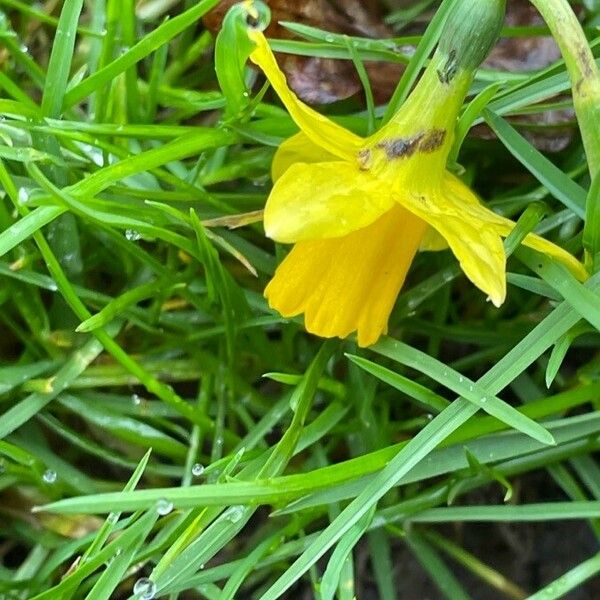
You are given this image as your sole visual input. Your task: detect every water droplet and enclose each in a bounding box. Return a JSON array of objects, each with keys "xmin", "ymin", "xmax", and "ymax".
[
  {"xmin": 246, "ymin": 2, "xmax": 270, "ymax": 31},
  {"xmin": 480, "ymin": 396, "xmax": 487, "ymax": 403},
  {"xmin": 17, "ymin": 187, "xmax": 29, "ymax": 206},
  {"xmin": 214, "ymin": 436, "xmax": 223, "ymax": 448},
  {"xmin": 133, "ymin": 577, "xmax": 156, "ymax": 599},
  {"xmin": 468, "ymin": 384, "xmax": 474, "ymax": 392},
  {"xmin": 458, "ymin": 376, "xmax": 464, "ymax": 383},
  {"xmin": 42, "ymin": 469, "xmax": 57, "ymax": 484},
  {"xmin": 107, "ymin": 513, "xmax": 118, "ymax": 525},
  {"xmin": 325, "ymin": 34, "xmax": 334, "ymax": 42},
  {"xmin": 242, "ymin": 91, "xmax": 249, "ymax": 98},
  {"xmin": 125, "ymin": 229, "xmax": 142, "ymax": 241},
  {"xmin": 224, "ymin": 504, "xmax": 244, "ymax": 523},
  {"xmin": 20, "ymin": 44, "xmax": 28, "ymax": 53},
  {"xmin": 192, "ymin": 463, "xmax": 205, "ymax": 477},
  {"xmin": 131, "ymin": 393, "xmax": 142, "ymax": 406},
  {"xmin": 156, "ymin": 498, "xmax": 173, "ymax": 516}
]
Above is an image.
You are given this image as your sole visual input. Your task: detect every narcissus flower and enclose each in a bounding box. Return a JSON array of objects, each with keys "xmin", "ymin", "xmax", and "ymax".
[{"xmin": 244, "ymin": 1, "xmax": 587, "ymax": 346}]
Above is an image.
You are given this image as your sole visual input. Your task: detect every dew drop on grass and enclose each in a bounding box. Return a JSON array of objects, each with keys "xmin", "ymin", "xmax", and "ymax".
[
  {"xmin": 133, "ymin": 577, "xmax": 156, "ymax": 599},
  {"xmin": 224, "ymin": 505, "xmax": 244, "ymax": 523},
  {"xmin": 156, "ymin": 498, "xmax": 173, "ymax": 515},
  {"xmin": 17, "ymin": 187, "xmax": 29, "ymax": 206},
  {"xmin": 42, "ymin": 469, "xmax": 57, "ymax": 484},
  {"xmin": 131, "ymin": 393, "xmax": 141, "ymax": 406},
  {"xmin": 125, "ymin": 229, "xmax": 142, "ymax": 241},
  {"xmin": 192, "ymin": 463, "xmax": 205, "ymax": 477}
]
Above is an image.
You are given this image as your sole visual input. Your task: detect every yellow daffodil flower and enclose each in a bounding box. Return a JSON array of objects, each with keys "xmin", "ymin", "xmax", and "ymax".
[{"xmin": 244, "ymin": 2, "xmax": 587, "ymax": 347}]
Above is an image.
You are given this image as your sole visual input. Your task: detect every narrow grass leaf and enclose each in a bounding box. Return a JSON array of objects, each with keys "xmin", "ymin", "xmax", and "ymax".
[
  {"xmin": 483, "ymin": 108, "xmax": 586, "ymax": 218},
  {"xmin": 371, "ymin": 339, "xmax": 555, "ymax": 445}
]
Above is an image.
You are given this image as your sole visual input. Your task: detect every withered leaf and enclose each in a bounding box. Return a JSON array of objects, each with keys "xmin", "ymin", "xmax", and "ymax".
[
  {"xmin": 204, "ymin": 0, "xmax": 401, "ymax": 104},
  {"xmin": 205, "ymin": 0, "xmax": 577, "ymax": 150}
]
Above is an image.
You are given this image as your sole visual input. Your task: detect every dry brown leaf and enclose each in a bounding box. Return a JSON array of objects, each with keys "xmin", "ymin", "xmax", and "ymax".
[
  {"xmin": 205, "ymin": 0, "xmax": 576, "ymax": 149},
  {"xmin": 204, "ymin": 0, "xmax": 401, "ymax": 103}
]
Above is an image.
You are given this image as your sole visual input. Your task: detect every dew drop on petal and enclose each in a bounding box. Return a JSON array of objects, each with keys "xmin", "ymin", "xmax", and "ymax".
[{"xmin": 247, "ymin": 2, "xmax": 270, "ymax": 31}]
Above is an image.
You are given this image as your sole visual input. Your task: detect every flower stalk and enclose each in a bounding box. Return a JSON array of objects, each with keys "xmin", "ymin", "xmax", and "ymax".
[{"xmin": 529, "ymin": 0, "xmax": 600, "ymax": 177}]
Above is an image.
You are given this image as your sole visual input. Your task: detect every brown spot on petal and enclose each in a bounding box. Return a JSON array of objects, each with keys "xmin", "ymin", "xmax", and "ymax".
[
  {"xmin": 376, "ymin": 134, "xmax": 424, "ymax": 159},
  {"xmin": 418, "ymin": 129, "xmax": 446, "ymax": 153},
  {"xmin": 358, "ymin": 148, "xmax": 371, "ymax": 170}
]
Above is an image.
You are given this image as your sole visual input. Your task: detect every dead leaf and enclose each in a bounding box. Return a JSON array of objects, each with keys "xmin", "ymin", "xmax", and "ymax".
[
  {"xmin": 205, "ymin": 0, "xmax": 576, "ymax": 149},
  {"xmin": 204, "ymin": 0, "xmax": 401, "ymax": 104}
]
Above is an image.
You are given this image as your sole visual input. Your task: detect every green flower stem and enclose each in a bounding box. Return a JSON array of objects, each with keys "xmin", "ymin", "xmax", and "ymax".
[{"xmin": 529, "ymin": 0, "xmax": 600, "ymax": 176}]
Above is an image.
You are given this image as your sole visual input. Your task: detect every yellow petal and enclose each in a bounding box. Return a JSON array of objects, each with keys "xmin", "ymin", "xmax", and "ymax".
[
  {"xmin": 264, "ymin": 161, "xmax": 394, "ymax": 243},
  {"xmin": 393, "ymin": 175, "xmax": 508, "ymax": 306},
  {"xmin": 265, "ymin": 206, "xmax": 428, "ymax": 346},
  {"xmin": 272, "ymin": 132, "xmax": 340, "ymax": 182},
  {"xmin": 443, "ymin": 174, "xmax": 588, "ymax": 282},
  {"xmin": 419, "ymin": 227, "xmax": 449, "ymax": 252},
  {"xmin": 521, "ymin": 234, "xmax": 588, "ymax": 281},
  {"xmin": 248, "ymin": 30, "xmax": 363, "ymax": 161}
]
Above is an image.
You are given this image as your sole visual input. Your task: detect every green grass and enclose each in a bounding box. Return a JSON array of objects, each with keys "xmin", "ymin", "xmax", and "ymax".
[{"xmin": 1, "ymin": 1, "xmax": 600, "ymax": 599}]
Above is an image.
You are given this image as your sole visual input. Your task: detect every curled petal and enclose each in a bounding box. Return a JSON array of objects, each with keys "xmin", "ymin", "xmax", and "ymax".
[
  {"xmin": 395, "ymin": 173, "xmax": 587, "ymax": 305},
  {"xmin": 394, "ymin": 177, "xmax": 508, "ymax": 305},
  {"xmin": 265, "ymin": 206, "xmax": 428, "ymax": 346},
  {"xmin": 519, "ymin": 234, "xmax": 588, "ymax": 281},
  {"xmin": 264, "ymin": 162, "xmax": 394, "ymax": 243},
  {"xmin": 442, "ymin": 174, "xmax": 588, "ymax": 282},
  {"xmin": 272, "ymin": 132, "xmax": 340, "ymax": 182},
  {"xmin": 248, "ymin": 30, "xmax": 363, "ymax": 162}
]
